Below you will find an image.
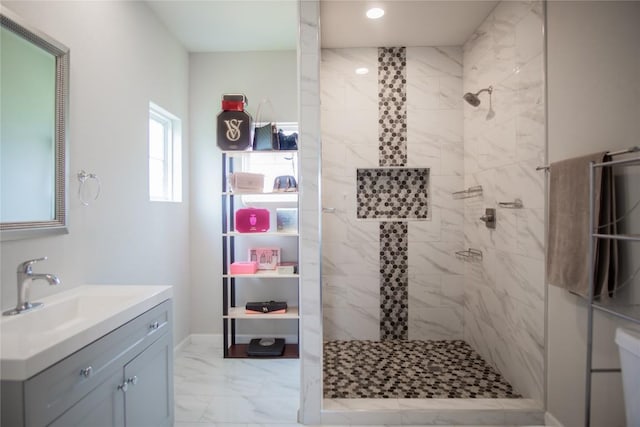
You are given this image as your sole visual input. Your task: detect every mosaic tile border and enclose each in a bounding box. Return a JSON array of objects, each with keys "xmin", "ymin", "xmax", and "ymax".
[
  {"xmin": 378, "ymin": 47, "xmax": 407, "ymax": 167},
  {"xmin": 323, "ymin": 340, "xmax": 521, "ymax": 399},
  {"xmin": 357, "ymin": 168, "xmax": 429, "ymax": 220},
  {"xmin": 377, "ymin": 47, "xmax": 409, "ymax": 340},
  {"xmin": 380, "ymin": 222, "xmax": 408, "ymax": 340}
]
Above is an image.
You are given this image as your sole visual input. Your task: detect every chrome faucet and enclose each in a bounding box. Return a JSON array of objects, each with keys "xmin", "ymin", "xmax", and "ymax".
[{"xmin": 3, "ymin": 257, "xmax": 61, "ymax": 316}]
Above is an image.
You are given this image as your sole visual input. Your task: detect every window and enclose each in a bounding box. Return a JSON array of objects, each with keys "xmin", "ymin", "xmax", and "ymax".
[
  {"xmin": 148, "ymin": 102, "xmax": 182, "ymax": 202},
  {"xmin": 241, "ymin": 122, "xmax": 298, "ymax": 204}
]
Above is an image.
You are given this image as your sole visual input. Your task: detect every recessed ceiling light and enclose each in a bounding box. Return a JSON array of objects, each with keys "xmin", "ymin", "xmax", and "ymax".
[
  {"xmin": 366, "ymin": 7, "xmax": 384, "ymax": 20},
  {"xmin": 355, "ymin": 67, "xmax": 369, "ymax": 75}
]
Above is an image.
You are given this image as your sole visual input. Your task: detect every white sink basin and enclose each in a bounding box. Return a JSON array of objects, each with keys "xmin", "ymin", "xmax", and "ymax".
[{"xmin": 1, "ymin": 284, "xmax": 172, "ymax": 381}]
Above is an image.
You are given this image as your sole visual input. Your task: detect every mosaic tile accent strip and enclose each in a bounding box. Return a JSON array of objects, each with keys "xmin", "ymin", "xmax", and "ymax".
[
  {"xmin": 357, "ymin": 168, "xmax": 429, "ymax": 220},
  {"xmin": 380, "ymin": 222, "xmax": 408, "ymax": 340},
  {"xmin": 323, "ymin": 340, "xmax": 521, "ymax": 399},
  {"xmin": 378, "ymin": 47, "xmax": 407, "ymax": 167}
]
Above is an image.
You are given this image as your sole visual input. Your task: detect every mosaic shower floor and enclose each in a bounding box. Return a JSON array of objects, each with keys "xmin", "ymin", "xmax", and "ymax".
[{"xmin": 323, "ymin": 340, "xmax": 521, "ymax": 399}]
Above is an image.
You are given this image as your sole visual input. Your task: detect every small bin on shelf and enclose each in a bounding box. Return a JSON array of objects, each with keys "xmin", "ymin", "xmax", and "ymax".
[
  {"xmin": 235, "ymin": 208, "xmax": 270, "ymax": 232},
  {"xmin": 229, "ymin": 261, "xmax": 258, "ymax": 275},
  {"xmin": 228, "ymin": 172, "xmax": 264, "ymax": 193}
]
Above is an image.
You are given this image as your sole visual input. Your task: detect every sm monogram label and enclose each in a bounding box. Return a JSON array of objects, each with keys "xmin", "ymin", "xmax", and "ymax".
[{"xmin": 224, "ymin": 119, "xmax": 243, "ymax": 142}]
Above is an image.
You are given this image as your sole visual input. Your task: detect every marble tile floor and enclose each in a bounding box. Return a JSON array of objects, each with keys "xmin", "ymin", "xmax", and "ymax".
[{"xmin": 174, "ymin": 340, "xmax": 547, "ymax": 427}]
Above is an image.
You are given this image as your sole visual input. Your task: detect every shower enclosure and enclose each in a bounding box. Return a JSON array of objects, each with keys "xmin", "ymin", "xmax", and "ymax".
[{"xmin": 320, "ymin": 0, "xmax": 546, "ymax": 406}]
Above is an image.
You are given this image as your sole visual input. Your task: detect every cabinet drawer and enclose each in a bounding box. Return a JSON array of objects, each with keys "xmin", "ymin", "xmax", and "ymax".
[{"xmin": 24, "ymin": 300, "xmax": 171, "ymax": 427}]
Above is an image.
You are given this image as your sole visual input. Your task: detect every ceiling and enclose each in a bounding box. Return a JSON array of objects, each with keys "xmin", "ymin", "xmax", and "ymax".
[
  {"xmin": 146, "ymin": 1, "xmax": 298, "ymax": 52},
  {"xmin": 321, "ymin": 1, "xmax": 498, "ymax": 48},
  {"xmin": 147, "ymin": 0, "xmax": 498, "ymax": 53}
]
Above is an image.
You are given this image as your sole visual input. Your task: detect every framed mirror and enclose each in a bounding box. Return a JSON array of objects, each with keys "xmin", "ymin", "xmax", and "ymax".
[{"xmin": 0, "ymin": 7, "xmax": 69, "ymax": 241}]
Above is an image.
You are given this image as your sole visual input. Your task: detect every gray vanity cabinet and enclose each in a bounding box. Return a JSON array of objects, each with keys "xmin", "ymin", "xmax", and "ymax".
[
  {"xmin": 123, "ymin": 332, "xmax": 173, "ymax": 427},
  {"xmin": 49, "ymin": 332, "xmax": 173, "ymax": 427},
  {"xmin": 49, "ymin": 368, "xmax": 124, "ymax": 427},
  {"xmin": 1, "ymin": 299, "xmax": 173, "ymax": 427}
]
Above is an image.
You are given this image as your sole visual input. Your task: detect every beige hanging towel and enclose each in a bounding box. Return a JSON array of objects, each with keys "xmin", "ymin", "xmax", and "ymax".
[{"xmin": 546, "ymin": 151, "xmax": 618, "ymax": 297}]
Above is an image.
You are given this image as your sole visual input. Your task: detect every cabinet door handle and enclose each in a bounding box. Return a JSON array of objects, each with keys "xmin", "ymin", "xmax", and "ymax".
[
  {"xmin": 79, "ymin": 366, "xmax": 93, "ymax": 378},
  {"xmin": 149, "ymin": 321, "xmax": 160, "ymax": 330},
  {"xmin": 126, "ymin": 376, "xmax": 138, "ymax": 386},
  {"xmin": 117, "ymin": 382, "xmax": 128, "ymax": 392}
]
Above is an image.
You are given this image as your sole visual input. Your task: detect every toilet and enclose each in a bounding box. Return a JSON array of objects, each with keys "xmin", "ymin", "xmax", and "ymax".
[{"xmin": 615, "ymin": 327, "xmax": 640, "ymax": 427}]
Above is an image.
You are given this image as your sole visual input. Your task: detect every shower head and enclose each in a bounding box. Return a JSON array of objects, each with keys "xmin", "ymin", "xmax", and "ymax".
[
  {"xmin": 463, "ymin": 92, "xmax": 481, "ymax": 107},
  {"xmin": 463, "ymin": 86, "xmax": 493, "ymax": 107}
]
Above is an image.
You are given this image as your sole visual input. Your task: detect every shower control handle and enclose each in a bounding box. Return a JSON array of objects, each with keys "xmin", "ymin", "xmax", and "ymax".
[{"xmin": 479, "ymin": 208, "xmax": 496, "ymax": 229}]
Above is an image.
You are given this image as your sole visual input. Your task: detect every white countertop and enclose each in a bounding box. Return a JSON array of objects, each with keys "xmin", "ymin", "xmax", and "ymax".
[{"xmin": 0, "ymin": 284, "xmax": 172, "ymax": 381}]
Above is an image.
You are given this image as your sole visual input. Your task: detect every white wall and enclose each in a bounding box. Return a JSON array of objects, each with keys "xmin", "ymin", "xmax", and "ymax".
[
  {"xmin": 546, "ymin": 1, "xmax": 640, "ymax": 426},
  {"xmin": 0, "ymin": 1, "xmax": 191, "ymax": 343},
  {"xmin": 462, "ymin": 0, "xmax": 545, "ymax": 402},
  {"xmin": 189, "ymin": 51, "xmax": 297, "ymax": 334}
]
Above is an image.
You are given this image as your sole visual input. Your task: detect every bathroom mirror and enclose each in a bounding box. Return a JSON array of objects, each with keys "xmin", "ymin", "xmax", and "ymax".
[{"xmin": 0, "ymin": 7, "xmax": 69, "ymax": 241}]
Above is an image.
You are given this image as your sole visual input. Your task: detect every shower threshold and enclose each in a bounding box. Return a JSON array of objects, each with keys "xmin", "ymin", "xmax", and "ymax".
[{"xmin": 321, "ymin": 397, "xmax": 544, "ymax": 425}]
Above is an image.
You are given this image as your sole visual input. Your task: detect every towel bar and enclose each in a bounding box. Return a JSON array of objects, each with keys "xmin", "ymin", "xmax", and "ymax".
[{"xmin": 537, "ymin": 145, "xmax": 640, "ymax": 171}]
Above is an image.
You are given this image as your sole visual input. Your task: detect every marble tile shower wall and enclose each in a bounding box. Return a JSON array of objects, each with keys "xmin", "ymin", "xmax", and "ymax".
[
  {"xmin": 321, "ymin": 47, "xmax": 465, "ymax": 341},
  {"xmin": 462, "ymin": 1, "xmax": 545, "ymax": 402},
  {"xmin": 298, "ymin": 1, "xmax": 322, "ymax": 423}
]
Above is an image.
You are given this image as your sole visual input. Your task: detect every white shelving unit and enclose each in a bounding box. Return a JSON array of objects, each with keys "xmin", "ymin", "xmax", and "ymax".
[
  {"xmin": 584, "ymin": 154, "xmax": 640, "ymax": 426},
  {"xmin": 223, "ymin": 231, "xmax": 299, "ymax": 237},
  {"xmin": 223, "ymin": 191, "xmax": 298, "ymax": 196},
  {"xmin": 221, "ymin": 149, "xmax": 300, "ymax": 359},
  {"xmin": 225, "ymin": 307, "xmax": 300, "ymax": 319},
  {"xmin": 224, "ymin": 273, "xmax": 300, "ymax": 279}
]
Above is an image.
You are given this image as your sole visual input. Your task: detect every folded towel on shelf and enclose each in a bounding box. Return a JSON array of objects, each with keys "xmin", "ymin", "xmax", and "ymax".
[{"xmin": 546, "ymin": 151, "xmax": 618, "ymax": 297}]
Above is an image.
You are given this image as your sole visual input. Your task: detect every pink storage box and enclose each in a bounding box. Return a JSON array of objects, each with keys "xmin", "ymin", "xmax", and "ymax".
[
  {"xmin": 248, "ymin": 247, "xmax": 280, "ymax": 270},
  {"xmin": 230, "ymin": 261, "xmax": 258, "ymax": 274},
  {"xmin": 235, "ymin": 207, "xmax": 270, "ymax": 233}
]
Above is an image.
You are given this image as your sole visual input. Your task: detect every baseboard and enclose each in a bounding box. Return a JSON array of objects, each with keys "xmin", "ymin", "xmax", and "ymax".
[
  {"xmin": 173, "ymin": 335, "xmax": 191, "ymax": 355},
  {"xmin": 545, "ymin": 411, "xmax": 565, "ymax": 427},
  {"xmin": 189, "ymin": 333, "xmax": 222, "ymax": 346}
]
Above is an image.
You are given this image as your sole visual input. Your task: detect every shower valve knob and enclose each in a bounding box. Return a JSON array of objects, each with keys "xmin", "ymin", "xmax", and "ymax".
[{"xmin": 479, "ymin": 208, "xmax": 496, "ymax": 229}]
